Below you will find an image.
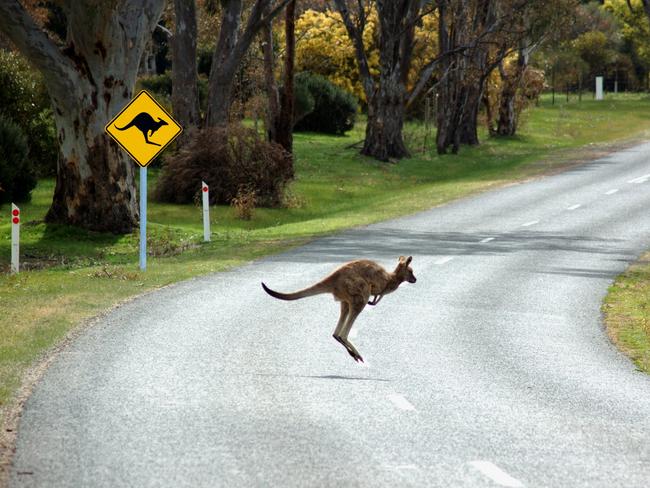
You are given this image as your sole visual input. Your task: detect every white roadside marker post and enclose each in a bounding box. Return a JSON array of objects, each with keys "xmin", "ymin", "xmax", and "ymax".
[
  {"xmin": 595, "ymin": 76, "xmax": 604, "ymax": 100},
  {"xmin": 202, "ymin": 181, "xmax": 211, "ymax": 242},
  {"xmin": 11, "ymin": 203, "xmax": 20, "ymax": 274}
]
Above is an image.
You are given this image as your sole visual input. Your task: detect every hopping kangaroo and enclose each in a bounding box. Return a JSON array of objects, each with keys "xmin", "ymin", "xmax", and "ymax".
[
  {"xmin": 262, "ymin": 256, "xmax": 416, "ymax": 363},
  {"xmin": 115, "ymin": 112, "xmax": 168, "ymax": 146}
]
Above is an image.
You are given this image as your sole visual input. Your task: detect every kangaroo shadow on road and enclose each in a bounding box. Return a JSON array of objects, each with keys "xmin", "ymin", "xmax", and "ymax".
[{"xmin": 251, "ymin": 372, "xmax": 391, "ymax": 382}]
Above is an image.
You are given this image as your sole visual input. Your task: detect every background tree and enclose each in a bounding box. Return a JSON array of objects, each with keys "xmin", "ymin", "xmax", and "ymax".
[
  {"xmin": 172, "ymin": 0, "xmax": 201, "ymax": 142},
  {"xmin": 0, "ymin": 0, "xmax": 165, "ymax": 233},
  {"xmin": 205, "ymin": 0, "xmax": 292, "ymax": 126},
  {"xmin": 333, "ymin": 0, "xmax": 440, "ymax": 161}
]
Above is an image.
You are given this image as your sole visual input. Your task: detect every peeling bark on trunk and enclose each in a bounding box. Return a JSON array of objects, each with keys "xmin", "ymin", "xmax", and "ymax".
[
  {"xmin": 0, "ymin": 1, "xmax": 165, "ymax": 233},
  {"xmin": 363, "ymin": 81, "xmax": 409, "ymax": 161},
  {"xmin": 47, "ymin": 85, "xmax": 138, "ymax": 233},
  {"xmin": 172, "ymin": 0, "xmax": 201, "ymax": 141}
]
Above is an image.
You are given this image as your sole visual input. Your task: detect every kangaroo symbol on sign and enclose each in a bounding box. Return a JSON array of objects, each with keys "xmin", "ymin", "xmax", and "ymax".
[{"xmin": 115, "ymin": 112, "xmax": 168, "ymax": 146}]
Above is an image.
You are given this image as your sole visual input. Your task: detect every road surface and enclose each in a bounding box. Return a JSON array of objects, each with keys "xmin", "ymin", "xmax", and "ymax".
[{"xmin": 11, "ymin": 142, "xmax": 650, "ymax": 487}]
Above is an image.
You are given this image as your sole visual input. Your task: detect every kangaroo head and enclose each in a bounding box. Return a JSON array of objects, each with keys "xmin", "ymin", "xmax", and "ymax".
[
  {"xmin": 395, "ymin": 255, "xmax": 416, "ymax": 284},
  {"xmin": 157, "ymin": 118, "xmax": 168, "ymax": 127}
]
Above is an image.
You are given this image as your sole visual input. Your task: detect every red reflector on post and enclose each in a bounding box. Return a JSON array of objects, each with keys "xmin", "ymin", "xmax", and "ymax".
[
  {"xmin": 12, "ymin": 217, "xmax": 19, "ymax": 224},
  {"xmin": 12, "ymin": 209, "xmax": 19, "ymax": 216}
]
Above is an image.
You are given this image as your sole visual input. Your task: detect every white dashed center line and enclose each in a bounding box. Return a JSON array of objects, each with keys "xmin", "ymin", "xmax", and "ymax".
[
  {"xmin": 434, "ymin": 256, "xmax": 454, "ymax": 265},
  {"xmin": 480, "ymin": 237, "xmax": 495, "ymax": 243},
  {"xmin": 388, "ymin": 394, "xmax": 416, "ymax": 411},
  {"xmin": 521, "ymin": 220, "xmax": 539, "ymax": 227},
  {"xmin": 469, "ymin": 461, "xmax": 524, "ymax": 487},
  {"xmin": 628, "ymin": 173, "xmax": 650, "ymax": 184},
  {"xmin": 566, "ymin": 204, "xmax": 581, "ymax": 210},
  {"xmin": 605, "ymin": 189, "xmax": 619, "ymax": 195}
]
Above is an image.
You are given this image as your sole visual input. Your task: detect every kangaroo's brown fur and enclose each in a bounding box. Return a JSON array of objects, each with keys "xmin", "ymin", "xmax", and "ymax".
[{"xmin": 262, "ymin": 256, "xmax": 416, "ymax": 363}]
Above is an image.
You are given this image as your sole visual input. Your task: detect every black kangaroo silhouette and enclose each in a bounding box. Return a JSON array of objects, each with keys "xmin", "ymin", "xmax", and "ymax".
[{"xmin": 115, "ymin": 112, "xmax": 168, "ymax": 146}]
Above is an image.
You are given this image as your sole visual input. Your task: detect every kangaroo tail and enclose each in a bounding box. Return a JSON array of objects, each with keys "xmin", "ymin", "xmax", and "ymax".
[
  {"xmin": 261, "ymin": 281, "xmax": 329, "ymax": 301},
  {"xmin": 115, "ymin": 122, "xmax": 134, "ymax": 131}
]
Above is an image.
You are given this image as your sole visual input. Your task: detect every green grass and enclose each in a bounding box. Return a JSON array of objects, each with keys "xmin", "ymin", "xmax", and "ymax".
[
  {"xmin": 2, "ymin": 93, "xmax": 650, "ymax": 410},
  {"xmin": 603, "ymin": 252, "xmax": 650, "ymax": 374}
]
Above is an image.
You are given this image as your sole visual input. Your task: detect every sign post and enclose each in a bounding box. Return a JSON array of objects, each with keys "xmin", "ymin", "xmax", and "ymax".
[
  {"xmin": 202, "ymin": 181, "xmax": 211, "ymax": 242},
  {"xmin": 105, "ymin": 90, "xmax": 182, "ymax": 271},
  {"xmin": 140, "ymin": 167, "xmax": 147, "ymax": 271},
  {"xmin": 11, "ymin": 204, "xmax": 19, "ymax": 274}
]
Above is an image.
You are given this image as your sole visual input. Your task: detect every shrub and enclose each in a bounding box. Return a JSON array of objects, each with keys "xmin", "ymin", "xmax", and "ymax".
[
  {"xmin": 154, "ymin": 125, "xmax": 293, "ymax": 208},
  {"xmin": 0, "ymin": 50, "xmax": 57, "ymax": 176},
  {"xmin": 0, "ymin": 115, "xmax": 36, "ymax": 203},
  {"xmin": 293, "ymin": 72, "xmax": 357, "ymax": 135},
  {"xmin": 231, "ymin": 185, "xmax": 257, "ymax": 220}
]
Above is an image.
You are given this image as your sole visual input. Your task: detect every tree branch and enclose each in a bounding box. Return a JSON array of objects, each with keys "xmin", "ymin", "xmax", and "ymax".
[
  {"xmin": 332, "ymin": 0, "xmax": 375, "ymax": 100},
  {"xmin": 0, "ymin": 0, "xmax": 77, "ymax": 97}
]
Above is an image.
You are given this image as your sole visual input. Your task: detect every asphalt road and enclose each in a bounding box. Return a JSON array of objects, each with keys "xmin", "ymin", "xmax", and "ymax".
[{"xmin": 10, "ymin": 142, "xmax": 650, "ymax": 487}]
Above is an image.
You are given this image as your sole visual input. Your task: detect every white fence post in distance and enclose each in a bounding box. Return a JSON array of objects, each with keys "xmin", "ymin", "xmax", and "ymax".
[{"xmin": 595, "ymin": 76, "xmax": 604, "ymax": 100}]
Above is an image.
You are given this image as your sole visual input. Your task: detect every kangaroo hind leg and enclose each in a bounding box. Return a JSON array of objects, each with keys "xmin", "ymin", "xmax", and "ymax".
[
  {"xmin": 339, "ymin": 297, "xmax": 368, "ymax": 363},
  {"xmin": 333, "ymin": 302, "xmax": 354, "ymax": 357}
]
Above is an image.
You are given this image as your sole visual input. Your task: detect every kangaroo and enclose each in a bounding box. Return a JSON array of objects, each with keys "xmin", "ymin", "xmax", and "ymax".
[
  {"xmin": 115, "ymin": 112, "xmax": 168, "ymax": 146},
  {"xmin": 262, "ymin": 256, "xmax": 416, "ymax": 363}
]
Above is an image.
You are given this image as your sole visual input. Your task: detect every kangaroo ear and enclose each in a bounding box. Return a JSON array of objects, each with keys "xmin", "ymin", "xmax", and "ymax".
[
  {"xmin": 399, "ymin": 255, "xmax": 406, "ymax": 263},
  {"xmin": 406, "ymin": 256, "xmax": 412, "ymax": 265}
]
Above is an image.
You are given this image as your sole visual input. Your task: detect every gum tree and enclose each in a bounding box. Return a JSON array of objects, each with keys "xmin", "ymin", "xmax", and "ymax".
[{"xmin": 0, "ymin": 0, "xmax": 165, "ymax": 233}]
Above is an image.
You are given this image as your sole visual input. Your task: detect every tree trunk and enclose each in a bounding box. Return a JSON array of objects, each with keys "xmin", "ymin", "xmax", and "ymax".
[
  {"xmin": 205, "ymin": 0, "xmax": 290, "ymax": 127},
  {"xmin": 0, "ymin": 1, "xmax": 164, "ymax": 233},
  {"xmin": 459, "ymin": 83, "xmax": 483, "ymax": 146},
  {"xmin": 496, "ymin": 44, "xmax": 530, "ymax": 136},
  {"xmin": 261, "ymin": 15, "xmax": 279, "ymax": 142},
  {"xmin": 205, "ymin": 0, "xmax": 242, "ymax": 127},
  {"xmin": 275, "ymin": 0, "xmax": 295, "ymax": 154},
  {"xmin": 363, "ymin": 80, "xmax": 409, "ymax": 161},
  {"xmin": 435, "ymin": 1, "xmax": 471, "ymax": 154},
  {"xmin": 172, "ymin": 0, "xmax": 201, "ymax": 141},
  {"xmin": 334, "ymin": 0, "xmax": 418, "ymax": 161}
]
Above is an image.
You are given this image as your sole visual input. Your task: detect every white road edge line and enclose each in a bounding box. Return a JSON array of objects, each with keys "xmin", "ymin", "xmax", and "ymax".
[
  {"xmin": 480, "ymin": 237, "xmax": 495, "ymax": 243},
  {"xmin": 521, "ymin": 220, "xmax": 539, "ymax": 227},
  {"xmin": 566, "ymin": 204, "xmax": 581, "ymax": 210},
  {"xmin": 605, "ymin": 189, "xmax": 619, "ymax": 195},
  {"xmin": 434, "ymin": 256, "xmax": 454, "ymax": 265},
  {"xmin": 628, "ymin": 173, "xmax": 650, "ymax": 183},
  {"xmin": 469, "ymin": 461, "xmax": 524, "ymax": 487},
  {"xmin": 388, "ymin": 394, "xmax": 416, "ymax": 411}
]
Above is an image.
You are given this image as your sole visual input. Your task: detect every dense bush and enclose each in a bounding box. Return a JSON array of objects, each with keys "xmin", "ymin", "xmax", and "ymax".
[
  {"xmin": 0, "ymin": 115, "xmax": 37, "ymax": 203},
  {"xmin": 0, "ymin": 50, "xmax": 58, "ymax": 176},
  {"xmin": 154, "ymin": 125, "xmax": 293, "ymax": 208},
  {"xmin": 138, "ymin": 72, "xmax": 173, "ymax": 97},
  {"xmin": 293, "ymin": 72, "xmax": 357, "ymax": 135}
]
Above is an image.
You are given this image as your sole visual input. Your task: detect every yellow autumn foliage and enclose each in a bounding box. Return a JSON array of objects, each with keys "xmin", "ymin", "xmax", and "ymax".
[{"xmin": 290, "ymin": 8, "xmax": 438, "ymax": 103}]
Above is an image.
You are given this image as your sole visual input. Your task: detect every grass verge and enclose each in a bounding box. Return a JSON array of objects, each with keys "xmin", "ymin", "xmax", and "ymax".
[
  {"xmin": 603, "ymin": 252, "xmax": 650, "ymax": 374},
  {"xmin": 2, "ymin": 93, "xmax": 650, "ymax": 442}
]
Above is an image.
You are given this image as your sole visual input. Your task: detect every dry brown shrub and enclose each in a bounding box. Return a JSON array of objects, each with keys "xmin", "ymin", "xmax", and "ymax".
[
  {"xmin": 231, "ymin": 185, "xmax": 257, "ymax": 220},
  {"xmin": 154, "ymin": 124, "xmax": 293, "ymax": 207}
]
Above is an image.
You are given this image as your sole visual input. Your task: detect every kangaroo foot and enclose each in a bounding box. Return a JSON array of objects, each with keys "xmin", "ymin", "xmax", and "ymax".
[{"xmin": 333, "ymin": 335, "xmax": 364, "ymax": 363}]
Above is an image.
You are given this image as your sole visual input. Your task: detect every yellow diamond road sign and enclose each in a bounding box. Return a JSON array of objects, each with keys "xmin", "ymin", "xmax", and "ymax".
[{"xmin": 105, "ymin": 90, "xmax": 182, "ymax": 167}]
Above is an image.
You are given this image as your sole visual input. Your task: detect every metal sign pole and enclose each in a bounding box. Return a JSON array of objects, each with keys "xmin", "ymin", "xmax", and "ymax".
[
  {"xmin": 11, "ymin": 203, "xmax": 20, "ymax": 274},
  {"xmin": 140, "ymin": 166, "xmax": 147, "ymax": 271},
  {"xmin": 202, "ymin": 181, "xmax": 211, "ymax": 242}
]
